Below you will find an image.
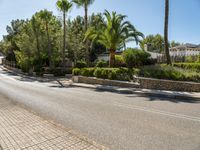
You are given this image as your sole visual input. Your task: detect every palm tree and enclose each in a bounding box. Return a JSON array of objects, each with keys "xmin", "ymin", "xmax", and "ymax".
[
  {"xmin": 85, "ymin": 10, "xmax": 144, "ymax": 67},
  {"xmin": 164, "ymin": 0, "xmax": 171, "ymax": 65},
  {"xmin": 57, "ymin": 0, "xmax": 73, "ymax": 66},
  {"xmin": 73, "ymin": 0, "xmax": 95, "ymax": 31}
]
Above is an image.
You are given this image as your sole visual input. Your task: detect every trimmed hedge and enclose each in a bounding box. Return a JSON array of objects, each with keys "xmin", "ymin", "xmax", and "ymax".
[
  {"xmin": 75, "ymin": 60, "xmax": 87, "ymax": 68},
  {"xmin": 73, "ymin": 67, "xmax": 139, "ymax": 81},
  {"xmin": 73, "ymin": 65, "xmax": 200, "ymax": 82},
  {"xmin": 173, "ymin": 63, "xmax": 200, "ymax": 72}
]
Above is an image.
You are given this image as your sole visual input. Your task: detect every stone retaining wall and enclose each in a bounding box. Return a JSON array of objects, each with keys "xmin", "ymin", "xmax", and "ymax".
[
  {"xmin": 138, "ymin": 77, "xmax": 200, "ymax": 92},
  {"xmin": 73, "ymin": 76, "xmax": 140, "ymax": 88},
  {"xmin": 73, "ymin": 76, "xmax": 200, "ymax": 92}
]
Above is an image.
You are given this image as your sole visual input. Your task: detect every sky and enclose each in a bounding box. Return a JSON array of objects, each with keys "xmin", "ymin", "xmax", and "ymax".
[{"xmin": 0, "ymin": 0, "xmax": 200, "ymax": 46}]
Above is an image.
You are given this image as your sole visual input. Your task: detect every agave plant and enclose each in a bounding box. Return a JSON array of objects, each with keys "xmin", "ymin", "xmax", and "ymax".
[{"xmin": 85, "ymin": 10, "xmax": 144, "ymax": 67}]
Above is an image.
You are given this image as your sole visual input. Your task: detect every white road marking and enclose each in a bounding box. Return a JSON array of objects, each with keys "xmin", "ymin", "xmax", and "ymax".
[{"xmin": 114, "ymin": 102, "xmax": 200, "ymax": 122}]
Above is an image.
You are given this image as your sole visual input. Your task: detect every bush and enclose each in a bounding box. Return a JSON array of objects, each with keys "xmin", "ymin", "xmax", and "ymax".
[
  {"xmin": 123, "ymin": 48, "xmax": 151, "ymax": 68},
  {"xmin": 80, "ymin": 68, "xmax": 95, "ymax": 77},
  {"xmin": 95, "ymin": 60, "xmax": 107, "ymax": 68},
  {"xmin": 115, "ymin": 55, "xmax": 126, "ymax": 67},
  {"xmin": 140, "ymin": 65, "xmax": 200, "ymax": 82},
  {"xmin": 84, "ymin": 67, "xmax": 139, "ymax": 81},
  {"xmin": 75, "ymin": 60, "xmax": 87, "ymax": 68},
  {"xmin": 72, "ymin": 68, "xmax": 81, "ymax": 75},
  {"xmin": 173, "ymin": 63, "xmax": 200, "ymax": 72}
]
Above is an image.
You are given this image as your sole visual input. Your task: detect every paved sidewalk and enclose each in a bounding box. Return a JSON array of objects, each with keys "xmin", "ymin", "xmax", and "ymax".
[
  {"xmin": 62, "ymin": 80, "xmax": 200, "ymax": 100},
  {"xmin": 0, "ymin": 97, "xmax": 107, "ymax": 150}
]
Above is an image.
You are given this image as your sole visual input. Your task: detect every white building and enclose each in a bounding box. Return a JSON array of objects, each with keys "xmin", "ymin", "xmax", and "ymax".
[
  {"xmin": 0, "ymin": 52, "xmax": 4, "ymax": 65},
  {"xmin": 170, "ymin": 44, "xmax": 200, "ymax": 57}
]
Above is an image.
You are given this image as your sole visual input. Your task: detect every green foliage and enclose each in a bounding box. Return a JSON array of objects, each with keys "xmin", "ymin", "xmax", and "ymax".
[
  {"xmin": 173, "ymin": 63, "xmax": 200, "ymax": 72},
  {"xmin": 72, "ymin": 68, "xmax": 81, "ymax": 75},
  {"xmin": 57, "ymin": 0, "xmax": 73, "ymax": 13},
  {"xmin": 85, "ymin": 10, "xmax": 144, "ymax": 67},
  {"xmin": 140, "ymin": 65, "xmax": 200, "ymax": 82},
  {"xmin": 184, "ymin": 55, "xmax": 200, "ymax": 63},
  {"xmin": 140, "ymin": 34, "xmax": 164, "ymax": 53},
  {"xmin": 80, "ymin": 68, "xmax": 95, "ymax": 77},
  {"xmin": 115, "ymin": 55, "xmax": 126, "ymax": 67},
  {"xmin": 75, "ymin": 60, "xmax": 87, "ymax": 68},
  {"xmin": 123, "ymin": 48, "xmax": 151, "ymax": 68},
  {"xmin": 73, "ymin": 67, "xmax": 139, "ymax": 81},
  {"xmin": 95, "ymin": 60, "xmax": 107, "ymax": 67}
]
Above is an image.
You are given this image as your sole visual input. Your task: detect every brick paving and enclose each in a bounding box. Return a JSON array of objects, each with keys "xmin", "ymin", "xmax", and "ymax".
[{"xmin": 0, "ymin": 98, "xmax": 106, "ymax": 150}]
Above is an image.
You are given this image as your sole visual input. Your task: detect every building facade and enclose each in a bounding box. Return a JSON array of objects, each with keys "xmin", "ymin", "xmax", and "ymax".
[{"xmin": 170, "ymin": 44, "xmax": 200, "ymax": 57}]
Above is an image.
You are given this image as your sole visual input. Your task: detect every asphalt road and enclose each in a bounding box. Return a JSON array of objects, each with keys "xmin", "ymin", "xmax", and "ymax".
[{"xmin": 0, "ymin": 67, "xmax": 200, "ymax": 150}]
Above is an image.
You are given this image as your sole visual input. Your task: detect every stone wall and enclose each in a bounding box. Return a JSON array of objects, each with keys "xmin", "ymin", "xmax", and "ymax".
[
  {"xmin": 138, "ymin": 77, "xmax": 200, "ymax": 92},
  {"xmin": 73, "ymin": 76, "xmax": 200, "ymax": 92},
  {"xmin": 73, "ymin": 76, "xmax": 139, "ymax": 88}
]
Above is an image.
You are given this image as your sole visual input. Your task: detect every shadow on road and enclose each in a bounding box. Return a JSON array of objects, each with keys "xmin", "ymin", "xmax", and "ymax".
[{"xmin": 93, "ymin": 86, "xmax": 200, "ymax": 104}]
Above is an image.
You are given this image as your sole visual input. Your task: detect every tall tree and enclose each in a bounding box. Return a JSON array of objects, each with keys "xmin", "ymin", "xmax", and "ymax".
[
  {"xmin": 73, "ymin": 0, "xmax": 95, "ymax": 31},
  {"xmin": 140, "ymin": 34, "xmax": 164, "ymax": 53},
  {"xmin": 85, "ymin": 10, "xmax": 144, "ymax": 67},
  {"xmin": 57, "ymin": 0, "xmax": 73, "ymax": 66},
  {"xmin": 38, "ymin": 10, "xmax": 53, "ymax": 68},
  {"xmin": 164, "ymin": 0, "xmax": 171, "ymax": 64}
]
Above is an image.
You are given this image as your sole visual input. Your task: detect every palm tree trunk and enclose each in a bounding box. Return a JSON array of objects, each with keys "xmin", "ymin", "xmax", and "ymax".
[
  {"xmin": 84, "ymin": 2, "xmax": 88, "ymax": 31},
  {"xmin": 63, "ymin": 11, "xmax": 66, "ymax": 67},
  {"xmin": 84, "ymin": 2, "xmax": 90, "ymax": 64},
  {"xmin": 109, "ymin": 50, "xmax": 115, "ymax": 67},
  {"xmin": 164, "ymin": 0, "xmax": 171, "ymax": 65}
]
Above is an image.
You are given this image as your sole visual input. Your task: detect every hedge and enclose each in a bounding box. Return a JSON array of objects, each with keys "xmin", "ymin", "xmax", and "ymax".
[
  {"xmin": 73, "ymin": 67, "xmax": 139, "ymax": 81},
  {"xmin": 73, "ymin": 65, "xmax": 200, "ymax": 82}
]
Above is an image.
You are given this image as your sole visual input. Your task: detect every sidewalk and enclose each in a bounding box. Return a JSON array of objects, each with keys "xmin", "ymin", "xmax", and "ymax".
[
  {"xmin": 0, "ymin": 97, "xmax": 107, "ymax": 150},
  {"xmin": 62, "ymin": 80, "xmax": 200, "ymax": 100}
]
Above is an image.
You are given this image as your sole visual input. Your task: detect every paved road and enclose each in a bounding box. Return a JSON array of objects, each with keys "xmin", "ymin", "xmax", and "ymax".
[{"xmin": 0, "ymin": 67, "xmax": 200, "ymax": 150}]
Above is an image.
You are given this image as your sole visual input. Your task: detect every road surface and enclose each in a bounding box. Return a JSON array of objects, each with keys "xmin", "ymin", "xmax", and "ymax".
[{"xmin": 0, "ymin": 67, "xmax": 200, "ymax": 150}]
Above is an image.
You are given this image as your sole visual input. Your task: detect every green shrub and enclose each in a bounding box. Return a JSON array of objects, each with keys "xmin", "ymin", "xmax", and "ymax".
[
  {"xmin": 80, "ymin": 68, "xmax": 95, "ymax": 77},
  {"xmin": 72, "ymin": 68, "xmax": 81, "ymax": 75},
  {"xmin": 173, "ymin": 63, "xmax": 200, "ymax": 72},
  {"xmin": 93, "ymin": 67, "xmax": 138, "ymax": 81},
  {"xmin": 140, "ymin": 65, "xmax": 200, "ymax": 82},
  {"xmin": 185, "ymin": 55, "xmax": 200, "ymax": 62},
  {"xmin": 75, "ymin": 60, "xmax": 87, "ymax": 68},
  {"xmin": 115, "ymin": 55, "xmax": 126, "ymax": 67},
  {"xmin": 123, "ymin": 48, "xmax": 151, "ymax": 68},
  {"xmin": 95, "ymin": 60, "xmax": 107, "ymax": 68}
]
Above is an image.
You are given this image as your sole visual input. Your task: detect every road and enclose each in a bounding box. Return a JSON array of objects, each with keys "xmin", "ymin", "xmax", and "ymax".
[{"xmin": 0, "ymin": 67, "xmax": 200, "ymax": 150}]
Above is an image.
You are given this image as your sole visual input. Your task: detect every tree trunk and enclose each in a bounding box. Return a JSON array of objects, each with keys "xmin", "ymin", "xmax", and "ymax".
[
  {"xmin": 84, "ymin": 2, "xmax": 90, "ymax": 64},
  {"xmin": 109, "ymin": 50, "xmax": 115, "ymax": 67},
  {"xmin": 63, "ymin": 11, "xmax": 66, "ymax": 68},
  {"xmin": 84, "ymin": 2, "xmax": 88, "ymax": 31},
  {"xmin": 164, "ymin": 0, "xmax": 171, "ymax": 65}
]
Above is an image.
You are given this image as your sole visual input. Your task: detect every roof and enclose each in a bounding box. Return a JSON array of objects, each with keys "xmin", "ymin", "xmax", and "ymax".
[{"xmin": 170, "ymin": 43, "xmax": 200, "ymax": 49}]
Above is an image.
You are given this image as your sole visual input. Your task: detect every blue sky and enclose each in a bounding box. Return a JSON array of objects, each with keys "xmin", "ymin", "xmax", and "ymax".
[{"xmin": 0, "ymin": 0, "xmax": 200, "ymax": 46}]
